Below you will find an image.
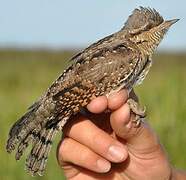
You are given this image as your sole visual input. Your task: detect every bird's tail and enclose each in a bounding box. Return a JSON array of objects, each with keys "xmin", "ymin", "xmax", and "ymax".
[
  {"xmin": 25, "ymin": 127, "xmax": 57, "ymax": 176},
  {"xmin": 6, "ymin": 105, "xmax": 39, "ymax": 154},
  {"xmin": 6, "ymin": 100, "xmax": 46, "ymax": 159},
  {"xmin": 6, "ymin": 100, "xmax": 67, "ymax": 176}
]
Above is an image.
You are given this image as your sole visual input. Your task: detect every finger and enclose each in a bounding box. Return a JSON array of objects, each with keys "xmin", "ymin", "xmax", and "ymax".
[
  {"xmin": 110, "ymin": 103, "xmax": 131, "ymax": 137},
  {"xmin": 108, "ymin": 89, "xmax": 128, "ymax": 110},
  {"xmin": 110, "ymin": 103, "xmax": 159, "ymax": 150},
  {"xmin": 87, "ymin": 89, "xmax": 128, "ymax": 113},
  {"xmin": 87, "ymin": 96, "xmax": 108, "ymax": 113},
  {"xmin": 57, "ymin": 137, "xmax": 111, "ymax": 173},
  {"xmin": 65, "ymin": 116, "xmax": 128, "ymax": 163}
]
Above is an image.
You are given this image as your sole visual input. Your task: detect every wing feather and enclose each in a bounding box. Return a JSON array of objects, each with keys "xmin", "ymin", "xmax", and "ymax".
[{"xmin": 71, "ymin": 41, "xmax": 141, "ymax": 91}]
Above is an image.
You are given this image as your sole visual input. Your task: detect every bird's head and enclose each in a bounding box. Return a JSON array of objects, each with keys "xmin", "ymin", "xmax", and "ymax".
[{"xmin": 122, "ymin": 7, "xmax": 179, "ymax": 55}]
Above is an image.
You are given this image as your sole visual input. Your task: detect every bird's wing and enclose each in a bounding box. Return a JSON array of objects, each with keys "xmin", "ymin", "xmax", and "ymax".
[
  {"xmin": 72, "ymin": 41, "xmax": 142, "ymax": 90},
  {"xmin": 44, "ymin": 41, "xmax": 142, "ymax": 128}
]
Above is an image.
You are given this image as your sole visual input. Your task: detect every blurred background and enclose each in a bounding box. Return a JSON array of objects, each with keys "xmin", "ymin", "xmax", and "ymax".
[{"xmin": 0, "ymin": 0, "xmax": 185, "ymax": 180}]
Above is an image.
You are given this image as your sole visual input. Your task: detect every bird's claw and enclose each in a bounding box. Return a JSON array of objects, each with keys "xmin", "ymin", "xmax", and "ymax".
[{"xmin": 127, "ymin": 98, "xmax": 146, "ymax": 127}]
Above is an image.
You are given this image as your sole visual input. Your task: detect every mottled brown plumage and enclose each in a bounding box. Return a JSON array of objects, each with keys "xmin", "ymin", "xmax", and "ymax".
[{"xmin": 6, "ymin": 7, "xmax": 178, "ymax": 176}]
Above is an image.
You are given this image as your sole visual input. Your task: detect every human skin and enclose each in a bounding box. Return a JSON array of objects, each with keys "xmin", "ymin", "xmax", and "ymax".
[{"xmin": 57, "ymin": 90, "xmax": 186, "ymax": 180}]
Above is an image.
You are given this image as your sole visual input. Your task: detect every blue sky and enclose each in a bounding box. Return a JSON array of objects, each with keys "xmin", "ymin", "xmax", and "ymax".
[{"xmin": 0, "ymin": 0, "xmax": 184, "ymax": 51}]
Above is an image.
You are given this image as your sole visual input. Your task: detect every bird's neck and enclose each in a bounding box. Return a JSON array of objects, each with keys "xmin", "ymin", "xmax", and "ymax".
[
  {"xmin": 137, "ymin": 42, "xmax": 157, "ymax": 57},
  {"xmin": 137, "ymin": 32, "xmax": 163, "ymax": 56}
]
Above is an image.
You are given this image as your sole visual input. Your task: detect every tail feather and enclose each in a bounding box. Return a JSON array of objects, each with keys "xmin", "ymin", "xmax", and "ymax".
[
  {"xmin": 6, "ymin": 100, "xmax": 42, "ymax": 155},
  {"xmin": 15, "ymin": 132, "xmax": 33, "ymax": 160},
  {"xmin": 26, "ymin": 127, "xmax": 57, "ymax": 176},
  {"xmin": 6, "ymin": 108, "xmax": 37, "ymax": 153}
]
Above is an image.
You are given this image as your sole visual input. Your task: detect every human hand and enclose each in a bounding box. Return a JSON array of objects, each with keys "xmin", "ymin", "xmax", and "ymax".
[{"xmin": 57, "ymin": 90, "xmax": 172, "ymax": 180}]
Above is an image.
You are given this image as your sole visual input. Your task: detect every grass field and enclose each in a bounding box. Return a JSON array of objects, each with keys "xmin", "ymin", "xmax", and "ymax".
[{"xmin": 0, "ymin": 50, "xmax": 186, "ymax": 180}]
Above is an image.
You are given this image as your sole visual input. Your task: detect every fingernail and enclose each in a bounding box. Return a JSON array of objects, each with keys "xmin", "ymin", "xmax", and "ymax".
[
  {"xmin": 97, "ymin": 159, "xmax": 111, "ymax": 172},
  {"xmin": 108, "ymin": 145, "xmax": 126, "ymax": 162}
]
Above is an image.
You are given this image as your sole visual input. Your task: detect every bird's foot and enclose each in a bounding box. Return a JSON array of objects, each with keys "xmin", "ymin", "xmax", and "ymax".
[{"xmin": 127, "ymin": 98, "xmax": 146, "ymax": 127}]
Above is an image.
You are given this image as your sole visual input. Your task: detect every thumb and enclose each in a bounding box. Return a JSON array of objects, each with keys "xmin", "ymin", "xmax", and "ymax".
[{"xmin": 110, "ymin": 104, "xmax": 160, "ymax": 151}]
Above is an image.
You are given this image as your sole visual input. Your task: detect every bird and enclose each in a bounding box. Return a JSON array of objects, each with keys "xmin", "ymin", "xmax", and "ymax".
[{"xmin": 6, "ymin": 7, "xmax": 179, "ymax": 176}]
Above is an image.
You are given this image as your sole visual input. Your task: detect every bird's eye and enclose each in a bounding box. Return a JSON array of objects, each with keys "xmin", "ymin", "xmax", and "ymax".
[
  {"xmin": 116, "ymin": 44, "xmax": 127, "ymax": 49},
  {"xmin": 136, "ymin": 39, "xmax": 148, "ymax": 44}
]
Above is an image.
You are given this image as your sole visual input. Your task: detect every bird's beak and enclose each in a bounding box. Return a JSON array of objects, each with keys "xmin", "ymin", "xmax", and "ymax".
[{"xmin": 164, "ymin": 19, "xmax": 180, "ymax": 28}]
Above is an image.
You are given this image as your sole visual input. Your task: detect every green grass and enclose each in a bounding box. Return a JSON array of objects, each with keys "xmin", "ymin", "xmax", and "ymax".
[{"xmin": 0, "ymin": 50, "xmax": 186, "ymax": 180}]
